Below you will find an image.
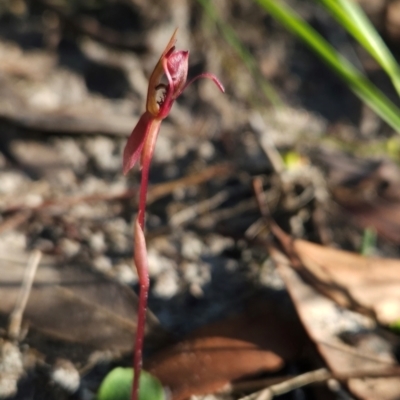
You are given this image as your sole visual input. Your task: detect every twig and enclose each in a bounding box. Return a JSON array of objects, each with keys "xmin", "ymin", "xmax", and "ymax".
[
  {"xmin": 169, "ymin": 189, "xmax": 231, "ymax": 227},
  {"xmin": 238, "ymin": 368, "xmax": 331, "ymax": 400},
  {"xmin": 249, "ymin": 112, "xmax": 285, "ymax": 175},
  {"xmin": 245, "ymin": 177, "xmax": 278, "ymax": 240},
  {"xmin": 195, "ymin": 198, "xmax": 258, "ymax": 229},
  {"xmin": 230, "ymin": 366, "xmax": 400, "ymax": 400},
  {"xmin": 252, "ymin": 176, "xmax": 271, "ymax": 218},
  {"xmin": 3, "ymin": 163, "xmax": 234, "ymax": 214},
  {"xmin": 230, "ymin": 376, "xmax": 294, "ymax": 394},
  {"xmin": 0, "ymin": 211, "xmax": 31, "ymax": 235},
  {"xmin": 7, "ymin": 250, "xmax": 42, "ymax": 341},
  {"xmin": 147, "ymin": 164, "xmax": 233, "ymax": 203}
]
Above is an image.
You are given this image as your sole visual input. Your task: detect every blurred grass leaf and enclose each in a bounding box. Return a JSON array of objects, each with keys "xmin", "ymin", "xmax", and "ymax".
[
  {"xmin": 197, "ymin": 0, "xmax": 282, "ymax": 106},
  {"xmin": 360, "ymin": 227, "xmax": 377, "ymax": 256},
  {"xmin": 390, "ymin": 319, "xmax": 400, "ymax": 334},
  {"xmin": 282, "ymin": 150, "xmax": 305, "ymax": 170},
  {"xmin": 317, "ymin": 0, "xmax": 400, "ymax": 96},
  {"xmin": 97, "ymin": 368, "xmax": 165, "ymax": 400},
  {"xmin": 254, "ymin": 0, "xmax": 400, "ymax": 132}
]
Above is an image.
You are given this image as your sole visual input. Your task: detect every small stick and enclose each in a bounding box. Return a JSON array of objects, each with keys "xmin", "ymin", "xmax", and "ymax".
[
  {"xmin": 0, "ymin": 211, "xmax": 31, "ymax": 235},
  {"xmin": 8, "ymin": 250, "xmax": 42, "ymax": 341},
  {"xmin": 3, "ymin": 163, "xmax": 233, "ymax": 214},
  {"xmin": 169, "ymin": 189, "xmax": 230, "ymax": 227},
  {"xmin": 252, "ymin": 176, "xmax": 270, "ymax": 218},
  {"xmin": 235, "ymin": 366, "xmax": 400, "ymax": 400},
  {"xmin": 249, "ymin": 112, "xmax": 285, "ymax": 175},
  {"xmin": 238, "ymin": 368, "xmax": 331, "ymax": 400}
]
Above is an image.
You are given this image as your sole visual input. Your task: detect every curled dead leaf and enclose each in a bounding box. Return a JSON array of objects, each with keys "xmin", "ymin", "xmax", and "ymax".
[
  {"xmin": 319, "ymin": 149, "xmax": 400, "ymax": 243},
  {"xmin": 269, "ymin": 217, "xmax": 400, "ymax": 326},
  {"xmin": 145, "ymin": 301, "xmax": 307, "ymax": 400},
  {"xmin": 0, "ymin": 251, "xmax": 163, "ymax": 352},
  {"xmin": 271, "ymin": 248, "xmax": 400, "ymax": 400}
]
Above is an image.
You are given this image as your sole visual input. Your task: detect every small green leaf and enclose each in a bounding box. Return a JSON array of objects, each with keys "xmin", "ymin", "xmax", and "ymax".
[
  {"xmin": 390, "ymin": 320, "xmax": 400, "ymax": 334},
  {"xmin": 97, "ymin": 368, "xmax": 165, "ymax": 400}
]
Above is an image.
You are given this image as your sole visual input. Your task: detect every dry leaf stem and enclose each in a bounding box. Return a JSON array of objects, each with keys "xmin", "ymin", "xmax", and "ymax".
[{"xmin": 8, "ymin": 250, "xmax": 42, "ymax": 340}]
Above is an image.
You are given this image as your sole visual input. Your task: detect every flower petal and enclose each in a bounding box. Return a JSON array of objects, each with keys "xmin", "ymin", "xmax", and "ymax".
[
  {"xmin": 122, "ymin": 112, "xmax": 153, "ymax": 175},
  {"xmin": 153, "ymin": 50, "xmax": 189, "ymax": 121},
  {"xmin": 182, "ymin": 72, "xmax": 225, "ymax": 96},
  {"xmin": 146, "ymin": 29, "xmax": 178, "ymax": 116},
  {"xmin": 165, "ymin": 50, "xmax": 189, "ymax": 99}
]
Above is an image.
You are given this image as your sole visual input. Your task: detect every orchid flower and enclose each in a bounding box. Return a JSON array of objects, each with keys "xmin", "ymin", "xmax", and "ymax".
[{"xmin": 123, "ymin": 29, "xmax": 224, "ymax": 400}]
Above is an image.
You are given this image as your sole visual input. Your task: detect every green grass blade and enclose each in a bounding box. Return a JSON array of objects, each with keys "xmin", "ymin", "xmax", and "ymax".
[
  {"xmin": 360, "ymin": 227, "xmax": 377, "ymax": 256},
  {"xmin": 197, "ymin": 0, "xmax": 282, "ymax": 106},
  {"xmin": 317, "ymin": 0, "xmax": 400, "ymax": 96},
  {"xmin": 254, "ymin": 0, "xmax": 400, "ymax": 132}
]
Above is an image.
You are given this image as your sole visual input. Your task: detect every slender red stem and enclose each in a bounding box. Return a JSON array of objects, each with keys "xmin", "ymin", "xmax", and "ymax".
[
  {"xmin": 131, "ymin": 164, "xmax": 150, "ymax": 400},
  {"xmin": 131, "ymin": 266, "xmax": 149, "ymax": 400},
  {"xmin": 126, "ymin": 29, "xmax": 223, "ymax": 400},
  {"xmin": 131, "ymin": 123, "xmax": 160, "ymax": 400},
  {"xmin": 137, "ymin": 168, "xmax": 148, "ymax": 230},
  {"xmin": 137, "ymin": 119, "xmax": 160, "ymax": 230}
]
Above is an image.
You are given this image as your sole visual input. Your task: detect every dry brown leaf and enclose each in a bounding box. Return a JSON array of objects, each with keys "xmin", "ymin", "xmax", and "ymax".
[
  {"xmin": 0, "ymin": 251, "xmax": 162, "ymax": 352},
  {"xmin": 271, "ymin": 248, "xmax": 400, "ymax": 400},
  {"xmin": 149, "ymin": 336, "xmax": 283, "ymax": 400},
  {"xmin": 348, "ymin": 377, "xmax": 400, "ymax": 400},
  {"xmin": 337, "ymin": 200, "xmax": 400, "ymax": 244},
  {"xmin": 291, "ymin": 238, "xmax": 400, "ymax": 324},
  {"xmin": 269, "ymin": 215, "xmax": 400, "ymax": 325},
  {"xmin": 145, "ymin": 301, "xmax": 307, "ymax": 400},
  {"xmin": 319, "ymin": 149, "xmax": 400, "ymax": 243}
]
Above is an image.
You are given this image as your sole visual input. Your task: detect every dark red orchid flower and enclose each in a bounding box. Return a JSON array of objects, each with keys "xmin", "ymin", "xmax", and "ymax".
[
  {"xmin": 123, "ymin": 29, "xmax": 224, "ymax": 178},
  {"xmin": 123, "ymin": 29, "xmax": 224, "ymax": 400}
]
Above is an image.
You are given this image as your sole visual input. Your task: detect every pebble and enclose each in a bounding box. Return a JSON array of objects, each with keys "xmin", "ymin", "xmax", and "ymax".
[
  {"xmin": 89, "ymin": 231, "xmax": 107, "ymax": 253},
  {"xmin": 147, "ymin": 248, "xmax": 177, "ymax": 277},
  {"xmin": 51, "ymin": 359, "xmax": 80, "ymax": 393},
  {"xmin": 93, "ymin": 255, "xmax": 113, "ymax": 273},
  {"xmin": 85, "ymin": 137, "xmax": 120, "ymax": 173},
  {"xmin": 114, "ymin": 262, "xmax": 137, "ymax": 285},
  {"xmin": 153, "ymin": 269, "xmax": 179, "ymax": 299},
  {"xmin": 181, "ymin": 232, "xmax": 204, "ymax": 261},
  {"xmin": 0, "ymin": 341, "xmax": 23, "ymax": 398}
]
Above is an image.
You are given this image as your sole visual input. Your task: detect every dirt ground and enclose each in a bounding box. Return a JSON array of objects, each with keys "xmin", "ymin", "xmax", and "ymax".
[{"xmin": 1, "ymin": 1, "xmax": 400, "ymax": 399}]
